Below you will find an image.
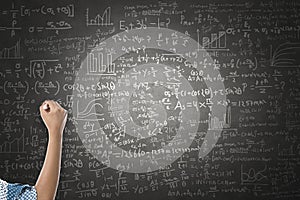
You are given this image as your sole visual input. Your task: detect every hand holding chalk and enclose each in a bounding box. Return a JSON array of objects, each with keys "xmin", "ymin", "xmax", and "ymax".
[{"xmin": 40, "ymin": 100, "xmax": 67, "ymax": 135}]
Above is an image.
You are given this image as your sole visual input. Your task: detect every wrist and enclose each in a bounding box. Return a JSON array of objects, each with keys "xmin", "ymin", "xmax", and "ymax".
[{"xmin": 48, "ymin": 131, "xmax": 63, "ymax": 141}]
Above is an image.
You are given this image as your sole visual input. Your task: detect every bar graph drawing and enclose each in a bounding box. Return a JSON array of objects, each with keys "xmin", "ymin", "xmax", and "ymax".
[
  {"xmin": 0, "ymin": 133, "xmax": 25, "ymax": 153},
  {"xmin": 197, "ymin": 30, "xmax": 228, "ymax": 51},
  {"xmin": 86, "ymin": 51, "xmax": 116, "ymax": 75},
  {"xmin": 0, "ymin": 39, "xmax": 22, "ymax": 60},
  {"xmin": 208, "ymin": 105, "xmax": 231, "ymax": 130},
  {"xmin": 86, "ymin": 7, "xmax": 113, "ymax": 26}
]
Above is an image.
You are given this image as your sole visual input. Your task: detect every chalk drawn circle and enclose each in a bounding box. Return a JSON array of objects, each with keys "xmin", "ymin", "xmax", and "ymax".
[{"xmin": 72, "ymin": 27, "xmax": 226, "ymax": 173}]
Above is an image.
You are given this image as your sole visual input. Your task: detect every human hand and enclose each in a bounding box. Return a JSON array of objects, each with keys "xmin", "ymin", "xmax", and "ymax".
[{"xmin": 40, "ymin": 100, "xmax": 68, "ymax": 137}]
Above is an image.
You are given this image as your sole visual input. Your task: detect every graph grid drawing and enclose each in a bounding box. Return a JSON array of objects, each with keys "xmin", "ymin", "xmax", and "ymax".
[
  {"xmin": 87, "ymin": 52, "xmax": 116, "ymax": 75},
  {"xmin": 86, "ymin": 7, "xmax": 113, "ymax": 26},
  {"xmin": 0, "ymin": 133, "xmax": 25, "ymax": 153},
  {"xmin": 0, "ymin": 39, "xmax": 22, "ymax": 59}
]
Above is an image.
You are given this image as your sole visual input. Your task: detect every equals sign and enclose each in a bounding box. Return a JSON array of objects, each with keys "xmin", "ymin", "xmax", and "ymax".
[
  {"xmin": 5, "ymin": 69, "xmax": 12, "ymax": 74},
  {"xmin": 186, "ymin": 102, "xmax": 192, "ymax": 107},
  {"xmin": 37, "ymin": 27, "xmax": 44, "ymax": 32},
  {"xmin": 274, "ymin": 84, "xmax": 281, "ymax": 89},
  {"xmin": 2, "ymin": 11, "xmax": 8, "ymax": 14},
  {"xmin": 231, "ymin": 101, "xmax": 237, "ymax": 106}
]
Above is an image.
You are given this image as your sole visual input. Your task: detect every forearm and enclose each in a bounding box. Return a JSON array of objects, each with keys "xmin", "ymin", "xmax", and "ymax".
[{"xmin": 35, "ymin": 132, "xmax": 63, "ymax": 200}]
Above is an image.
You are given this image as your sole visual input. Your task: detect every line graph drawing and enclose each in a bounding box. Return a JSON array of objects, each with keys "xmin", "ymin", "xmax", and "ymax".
[
  {"xmin": 241, "ymin": 164, "xmax": 268, "ymax": 186},
  {"xmin": 270, "ymin": 43, "xmax": 300, "ymax": 68},
  {"xmin": 76, "ymin": 99, "xmax": 104, "ymax": 120}
]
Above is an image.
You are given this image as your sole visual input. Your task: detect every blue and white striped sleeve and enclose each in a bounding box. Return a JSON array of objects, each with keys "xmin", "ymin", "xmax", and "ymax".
[{"xmin": 0, "ymin": 179, "xmax": 37, "ymax": 200}]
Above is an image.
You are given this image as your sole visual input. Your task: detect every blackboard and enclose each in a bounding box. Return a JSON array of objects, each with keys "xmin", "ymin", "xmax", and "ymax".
[{"xmin": 1, "ymin": 0, "xmax": 300, "ymax": 199}]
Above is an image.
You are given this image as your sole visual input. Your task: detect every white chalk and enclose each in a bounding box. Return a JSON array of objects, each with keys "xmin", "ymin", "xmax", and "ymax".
[{"xmin": 43, "ymin": 104, "xmax": 49, "ymax": 110}]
